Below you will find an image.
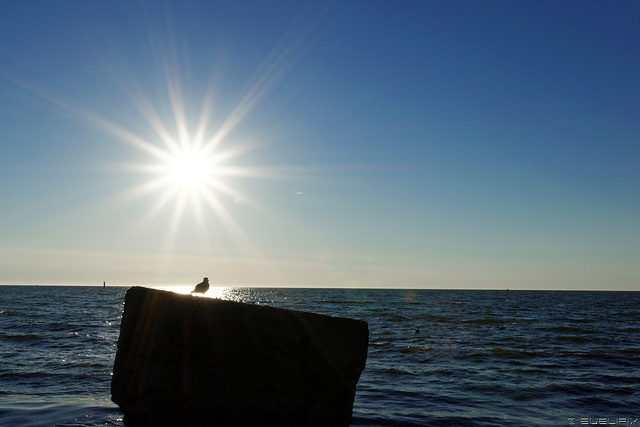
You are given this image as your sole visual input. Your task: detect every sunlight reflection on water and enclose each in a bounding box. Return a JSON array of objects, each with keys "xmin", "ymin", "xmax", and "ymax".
[{"xmin": 150, "ymin": 285, "xmax": 238, "ymax": 301}]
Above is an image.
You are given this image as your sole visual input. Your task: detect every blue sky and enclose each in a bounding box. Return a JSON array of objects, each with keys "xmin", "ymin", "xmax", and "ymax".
[{"xmin": 1, "ymin": 1, "xmax": 638, "ymax": 289}]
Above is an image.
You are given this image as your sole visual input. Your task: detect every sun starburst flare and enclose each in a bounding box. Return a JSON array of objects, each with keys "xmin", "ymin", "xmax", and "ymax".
[
  {"xmin": 6, "ymin": 19, "xmax": 317, "ymax": 277},
  {"xmin": 110, "ymin": 110, "xmax": 267, "ymax": 255}
]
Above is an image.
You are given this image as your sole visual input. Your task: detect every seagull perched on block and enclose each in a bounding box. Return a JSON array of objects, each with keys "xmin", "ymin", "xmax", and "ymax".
[{"xmin": 191, "ymin": 277, "xmax": 210, "ymax": 295}]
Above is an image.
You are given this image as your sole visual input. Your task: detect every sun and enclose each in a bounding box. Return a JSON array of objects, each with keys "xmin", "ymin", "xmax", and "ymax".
[
  {"xmin": 114, "ymin": 129, "xmax": 257, "ymax": 251},
  {"xmin": 131, "ymin": 134, "xmax": 241, "ymax": 219},
  {"xmin": 170, "ymin": 151, "xmax": 214, "ymax": 190}
]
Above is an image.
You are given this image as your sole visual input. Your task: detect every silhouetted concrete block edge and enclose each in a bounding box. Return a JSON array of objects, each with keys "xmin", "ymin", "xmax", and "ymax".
[{"xmin": 111, "ymin": 287, "xmax": 369, "ymax": 426}]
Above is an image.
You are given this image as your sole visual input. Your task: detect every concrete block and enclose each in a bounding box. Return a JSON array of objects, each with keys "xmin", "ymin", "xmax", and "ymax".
[{"xmin": 111, "ymin": 287, "xmax": 368, "ymax": 426}]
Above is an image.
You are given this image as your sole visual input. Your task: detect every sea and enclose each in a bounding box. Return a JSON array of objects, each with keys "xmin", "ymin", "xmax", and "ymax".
[{"xmin": 1, "ymin": 286, "xmax": 639, "ymax": 427}]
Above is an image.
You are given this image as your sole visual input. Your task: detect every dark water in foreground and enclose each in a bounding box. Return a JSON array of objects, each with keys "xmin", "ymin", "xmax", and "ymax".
[{"xmin": 1, "ymin": 286, "xmax": 639, "ymax": 426}]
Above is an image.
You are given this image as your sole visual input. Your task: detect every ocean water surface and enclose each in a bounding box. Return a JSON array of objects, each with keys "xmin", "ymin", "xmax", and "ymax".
[{"xmin": 1, "ymin": 286, "xmax": 639, "ymax": 426}]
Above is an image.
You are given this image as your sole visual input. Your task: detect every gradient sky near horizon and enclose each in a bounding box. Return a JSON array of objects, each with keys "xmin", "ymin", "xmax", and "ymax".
[{"xmin": 1, "ymin": 1, "xmax": 638, "ymax": 289}]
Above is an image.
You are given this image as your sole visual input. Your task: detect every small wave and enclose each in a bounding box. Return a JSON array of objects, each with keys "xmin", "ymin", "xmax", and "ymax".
[
  {"xmin": 511, "ymin": 367, "xmax": 552, "ymax": 375},
  {"xmin": 321, "ymin": 300, "xmax": 373, "ymax": 305},
  {"xmin": 400, "ymin": 345, "xmax": 433, "ymax": 354},
  {"xmin": 380, "ymin": 368, "xmax": 415, "ymax": 376},
  {"xmin": 556, "ymin": 335, "xmax": 596, "ymax": 343},
  {"xmin": 421, "ymin": 315, "xmax": 455, "ymax": 323},
  {"xmin": 0, "ymin": 400, "xmax": 122, "ymax": 427},
  {"xmin": 0, "ymin": 371, "xmax": 53, "ymax": 380},
  {"xmin": 491, "ymin": 347, "xmax": 539, "ymax": 358},
  {"xmin": 0, "ymin": 332, "xmax": 43, "ymax": 341},
  {"xmin": 615, "ymin": 348, "xmax": 640, "ymax": 356},
  {"xmin": 463, "ymin": 317, "xmax": 516, "ymax": 325},
  {"xmin": 547, "ymin": 326, "xmax": 585, "ymax": 333},
  {"xmin": 65, "ymin": 362, "xmax": 110, "ymax": 370},
  {"xmin": 351, "ymin": 414, "xmax": 428, "ymax": 427}
]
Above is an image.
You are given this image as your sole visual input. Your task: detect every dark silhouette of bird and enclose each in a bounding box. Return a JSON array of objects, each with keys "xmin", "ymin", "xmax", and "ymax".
[
  {"xmin": 491, "ymin": 322, "xmax": 518, "ymax": 330},
  {"xmin": 191, "ymin": 277, "xmax": 210, "ymax": 295}
]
